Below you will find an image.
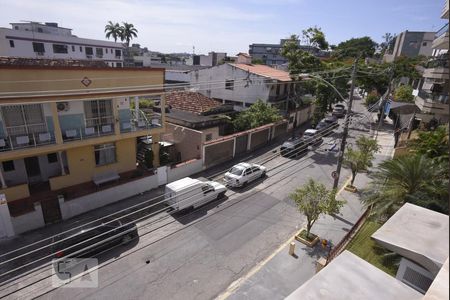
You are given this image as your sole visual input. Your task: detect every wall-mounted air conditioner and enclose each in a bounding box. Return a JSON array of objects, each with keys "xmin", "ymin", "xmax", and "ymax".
[{"xmin": 56, "ymin": 102, "xmax": 70, "ymax": 112}]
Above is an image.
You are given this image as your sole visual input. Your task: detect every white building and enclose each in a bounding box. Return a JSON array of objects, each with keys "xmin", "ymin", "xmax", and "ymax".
[
  {"xmin": 189, "ymin": 53, "xmax": 292, "ymax": 110},
  {"xmin": 0, "ymin": 22, "xmax": 124, "ymax": 67}
]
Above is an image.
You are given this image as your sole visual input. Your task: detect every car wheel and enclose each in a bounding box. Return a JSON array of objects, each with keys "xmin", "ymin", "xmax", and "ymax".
[
  {"xmin": 261, "ymin": 171, "xmax": 266, "ymax": 178},
  {"xmin": 122, "ymin": 233, "xmax": 134, "ymax": 245},
  {"xmin": 217, "ymin": 192, "xmax": 225, "ymax": 199},
  {"xmin": 242, "ymin": 180, "xmax": 248, "ymax": 188}
]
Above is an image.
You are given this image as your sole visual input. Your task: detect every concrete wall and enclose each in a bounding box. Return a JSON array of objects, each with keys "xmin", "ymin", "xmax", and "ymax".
[
  {"xmin": 249, "ymin": 128, "xmax": 270, "ymax": 151},
  {"xmin": 167, "ymin": 159, "xmax": 203, "ymax": 182},
  {"xmin": 1, "ymin": 159, "xmax": 27, "ymax": 186},
  {"xmin": 190, "ymin": 64, "xmax": 271, "ymax": 106},
  {"xmin": 49, "ymin": 138, "xmax": 136, "ymax": 190},
  {"xmin": 204, "ymin": 140, "xmax": 234, "ymax": 168},
  {"xmin": 202, "ymin": 126, "xmax": 221, "ymax": 142},
  {"xmin": 59, "ymin": 174, "xmax": 159, "ymax": 220},
  {"xmin": 11, "ymin": 203, "xmax": 45, "ymax": 234},
  {"xmin": 163, "ymin": 123, "xmax": 202, "ymax": 161}
]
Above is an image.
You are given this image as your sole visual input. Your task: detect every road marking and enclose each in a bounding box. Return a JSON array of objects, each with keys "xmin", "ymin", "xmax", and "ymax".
[{"xmin": 215, "ymin": 175, "xmax": 352, "ymax": 300}]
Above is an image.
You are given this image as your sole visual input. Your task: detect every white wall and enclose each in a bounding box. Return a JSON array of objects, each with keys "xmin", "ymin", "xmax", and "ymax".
[
  {"xmin": 11, "ymin": 203, "xmax": 45, "ymax": 234},
  {"xmin": 57, "ymin": 100, "xmax": 85, "ymax": 116},
  {"xmin": 167, "ymin": 159, "xmax": 203, "ymax": 182},
  {"xmin": 59, "ymin": 174, "xmax": 159, "ymax": 220},
  {"xmin": 190, "ymin": 64, "xmax": 270, "ymax": 105},
  {"xmin": 166, "ymin": 70, "xmax": 191, "ymax": 83},
  {"xmin": 1, "ymin": 159, "xmax": 27, "ymax": 186},
  {"xmin": 38, "ymin": 154, "xmax": 61, "ymax": 181}
]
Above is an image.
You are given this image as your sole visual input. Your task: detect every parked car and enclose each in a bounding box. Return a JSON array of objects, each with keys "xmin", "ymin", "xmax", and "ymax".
[
  {"xmin": 52, "ymin": 218, "xmax": 138, "ymax": 260},
  {"xmin": 316, "ymin": 116, "xmax": 339, "ymax": 135},
  {"xmin": 332, "ymin": 104, "xmax": 346, "ymax": 118},
  {"xmin": 280, "ymin": 137, "xmax": 308, "ymax": 157},
  {"xmin": 165, "ymin": 177, "xmax": 226, "ymax": 211},
  {"xmin": 302, "ymin": 129, "xmax": 323, "ymax": 146},
  {"xmin": 224, "ymin": 163, "xmax": 266, "ymax": 187}
]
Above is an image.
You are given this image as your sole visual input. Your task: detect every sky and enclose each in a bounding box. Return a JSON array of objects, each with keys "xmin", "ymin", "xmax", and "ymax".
[{"xmin": 0, "ymin": 0, "xmax": 447, "ymax": 55}]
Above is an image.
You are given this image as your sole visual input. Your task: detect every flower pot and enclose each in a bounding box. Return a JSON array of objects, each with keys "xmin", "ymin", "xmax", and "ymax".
[{"xmin": 295, "ymin": 229, "xmax": 320, "ymax": 247}]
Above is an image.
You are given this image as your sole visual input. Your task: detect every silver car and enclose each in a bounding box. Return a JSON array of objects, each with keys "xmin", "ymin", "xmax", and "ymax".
[{"xmin": 224, "ymin": 163, "xmax": 267, "ymax": 187}]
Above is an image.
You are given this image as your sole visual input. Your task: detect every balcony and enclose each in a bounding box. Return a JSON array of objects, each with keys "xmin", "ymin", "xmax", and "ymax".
[
  {"xmin": 442, "ymin": 0, "xmax": 449, "ymax": 19},
  {"xmin": 62, "ymin": 116, "xmax": 115, "ymax": 142},
  {"xmin": 120, "ymin": 109, "xmax": 162, "ymax": 133},
  {"xmin": 423, "ymin": 56, "xmax": 449, "ymax": 80},
  {"xmin": 0, "ymin": 123, "xmax": 55, "ymax": 152},
  {"xmin": 415, "ymin": 90, "xmax": 449, "ymax": 116},
  {"xmin": 432, "ymin": 23, "xmax": 449, "ymax": 49}
]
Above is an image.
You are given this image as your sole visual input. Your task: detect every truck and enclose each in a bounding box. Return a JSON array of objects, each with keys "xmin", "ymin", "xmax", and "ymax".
[{"xmin": 165, "ymin": 177, "xmax": 227, "ymax": 211}]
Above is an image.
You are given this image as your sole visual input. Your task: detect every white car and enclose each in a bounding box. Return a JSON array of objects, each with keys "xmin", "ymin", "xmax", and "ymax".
[
  {"xmin": 302, "ymin": 129, "xmax": 323, "ymax": 146},
  {"xmin": 224, "ymin": 163, "xmax": 267, "ymax": 187}
]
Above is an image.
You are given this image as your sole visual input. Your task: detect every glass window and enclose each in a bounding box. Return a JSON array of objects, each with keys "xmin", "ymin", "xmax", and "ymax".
[
  {"xmin": 9, "ymin": 40, "xmax": 14, "ymax": 48},
  {"xmin": 205, "ymin": 133, "xmax": 212, "ymax": 141},
  {"xmin": 2, "ymin": 160, "xmax": 15, "ymax": 172},
  {"xmin": 47, "ymin": 153, "xmax": 58, "ymax": 163},
  {"xmin": 80, "ymin": 46, "xmax": 83, "ymax": 52},
  {"xmin": 96, "ymin": 48, "xmax": 103, "ymax": 57},
  {"xmin": 52, "ymin": 44, "xmax": 68, "ymax": 54},
  {"xmin": 71, "ymin": 45, "xmax": 75, "ymax": 52},
  {"xmin": 244, "ymin": 169, "xmax": 252, "ymax": 175},
  {"xmin": 37, "ymin": 28, "xmax": 43, "ymax": 33},
  {"xmin": 94, "ymin": 143, "xmax": 116, "ymax": 166},
  {"xmin": 105, "ymin": 48, "xmax": 108, "ymax": 54},
  {"xmin": 225, "ymin": 80, "xmax": 234, "ymax": 90},
  {"xmin": 85, "ymin": 47, "xmax": 93, "ymax": 55},
  {"xmin": 115, "ymin": 49, "xmax": 121, "ymax": 57},
  {"xmin": 33, "ymin": 42, "xmax": 45, "ymax": 53},
  {"xmin": 84, "ymin": 99, "xmax": 113, "ymax": 127},
  {"xmin": 229, "ymin": 167, "xmax": 244, "ymax": 176}
]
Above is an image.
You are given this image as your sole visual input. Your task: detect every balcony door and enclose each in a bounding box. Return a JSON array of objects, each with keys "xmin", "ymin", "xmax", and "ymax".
[
  {"xmin": 1, "ymin": 104, "xmax": 46, "ymax": 136},
  {"xmin": 84, "ymin": 99, "xmax": 113, "ymax": 127}
]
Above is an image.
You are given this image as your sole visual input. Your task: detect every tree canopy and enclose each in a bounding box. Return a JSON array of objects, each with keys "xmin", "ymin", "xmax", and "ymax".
[
  {"xmin": 394, "ymin": 85, "xmax": 414, "ymax": 102},
  {"xmin": 301, "ymin": 26, "xmax": 329, "ymax": 50},
  {"xmin": 344, "ymin": 136, "xmax": 380, "ymax": 186},
  {"xmin": 232, "ymin": 100, "xmax": 282, "ymax": 132},
  {"xmin": 332, "ymin": 36, "xmax": 378, "ymax": 58},
  {"xmin": 290, "ymin": 179, "xmax": 343, "ymax": 238},
  {"xmin": 408, "ymin": 126, "xmax": 449, "ymax": 163},
  {"xmin": 105, "ymin": 21, "xmax": 138, "ymax": 46}
]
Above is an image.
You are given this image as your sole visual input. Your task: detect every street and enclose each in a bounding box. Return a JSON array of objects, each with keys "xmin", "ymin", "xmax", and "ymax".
[{"xmin": 0, "ymin": 96, "xmax": 376, "ymax": 300}]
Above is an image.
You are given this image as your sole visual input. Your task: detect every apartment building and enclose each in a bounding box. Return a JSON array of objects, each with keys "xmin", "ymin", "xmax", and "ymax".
[
  {"xmin": 383, "ymin": 30, "xmax": 435, "ymax": 63},
  {"xmin": 0, "ymin": 22, "xmax": 124, "ymax": 67},
  {"xmin": 414, "ymin": 0, "xmax": 449, "ymax": 123},
  {"xmin": 0, "ymin": 60, "xmax": 165, "ymax": 224}
]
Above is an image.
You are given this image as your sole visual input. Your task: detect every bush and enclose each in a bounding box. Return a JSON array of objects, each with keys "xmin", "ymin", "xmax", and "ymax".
[
  {"xmin": 394, "ymin": 85, "xmax": 414, "ymax": 102},
  {"xmin": 365, "ymin": 92, "xmax": 379, "ymax": 106},
  {"xmin": 130, "ymin": 99, "xmax": 154, "ymax": 109}
]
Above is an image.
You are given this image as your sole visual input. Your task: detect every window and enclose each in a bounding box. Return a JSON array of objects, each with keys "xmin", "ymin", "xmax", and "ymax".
[
  {"xmin": 115, "ymin": 49, "xmax": 121, "ymax": 57},
  {"xmin": 80, "ymin": 46, "xmax": 83, "ymax": 52},
  {"xmin": 116, "ymin": 62, "xmax": 122, "ymax": 68},
  {"xmin": 94, "ymin": 143, "xmax": 116, "ymax": 166},
  {"xmin": 2, "ymin": 160, "xmax": 15, "ymax": 172},
  {"xmin": 244, "ymin": 169, "xmax": 252, "ymax": 176},
  {"xmin": 85, "ymin": 47, "xmax": 93, "ymax": 55},
  {"xmin": 205, "ymin": 133, "xmax": 213, "ymax": 141},
  {"xmin": 201, "ymin": 184, "xmax": 214, "ymax": 194},
  {"xmin": 276, "ymin": 84, "xmax": 280, "ymax": 95},
  {"xmin": 71, "ymin": 45, "xmax": 75, "ymax": 52},
  {"xmin": 52, "ymin": 44, "xmax": 68, "ymax": 54},
  {"xmin": 32, "ymin": 42, "xmax": 45, "ymax": 53},
  {"xmin": 422, "ymin": 42, "xmax": 427, "ymax": 46},
  {"xmin": 9, "ymin": 40, "xmax": 14, "ymax": 48},
  {"xmin": 37, "ymin": 28, "xmax": 43, "ymax": 33},
  {"xmin": 105, "ymin": 48, "xmax": 108, "ymax": 54},
  {"xmin": 225, "ymin": 80, "xmax": 234, "ymax": 90},
  {"xmin": 47, "ymin": 153, "xmax": 58, "ymax": 163},
  {"xmin": 251, "ymin": 166, "xmax": 260, "ymax": 173},
  {"xmin": 1, "ymin": 104, "xmax": 45, "ymax": 136},
  {"xmin": 96, "ymin": 48, "xmax": 103, "ymax": 57},
  {"xmin": 84, "ymin": 99, "xmax": 113, "ymax": 127},
  {"xmin": 14, "ymin": 26, "xmax": 18, "ymax": 30}
]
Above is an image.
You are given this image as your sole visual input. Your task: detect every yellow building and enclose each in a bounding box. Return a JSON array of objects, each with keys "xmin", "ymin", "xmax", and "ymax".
[{"xmin": 0, "ymin": 63, "xmax": 165, "ymax": 222}]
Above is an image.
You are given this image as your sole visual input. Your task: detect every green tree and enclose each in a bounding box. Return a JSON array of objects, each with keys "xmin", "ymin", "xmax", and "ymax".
[
  {"xmin": 408, "ymin": 126, "xmax": 449, "ymax": 163},
  {"xmin": 362, "ymin": 155, "xmax": 449, "ymax": 218},
  {"xmin": 333, "ymin": 36, "xmax": 378, "ymax": 58},
  {"xmin": 104, "ymin": 21, "xmax": 122, "ymax": 43},
  {"xmin": 120, "ymin": 22, "xmax": 138, "ymax": 47},
  {"xmin": 290, "ymin": 179, "xmax": 343, "ymax": 239},
  {"xmin": 301, "ymin": 26, "xmax": 329, "ymax": 50},
  {"xmin": 232, "ymin": 100, "xmax": 282, "ymax": 131},
  {"xmin": 281, "ymin": 34, "xmax": 323, "ymax": 74},
  {"xmin": 365, "ymin": 91, "xmax": 380, "ymax": 106},
  {"xmin": 344, "ymin": 136, "xmax": 379, "ymax": 186},
  {"xmin": 251, "ymin": 58, "xmax": 264, "ymax": 64},
  {"xmin": 394, "ymin": 85, "xmax": 414, "ymax": 102}
]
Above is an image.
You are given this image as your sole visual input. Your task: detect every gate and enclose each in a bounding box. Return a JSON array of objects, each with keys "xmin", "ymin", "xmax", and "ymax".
[
  {"xmin": 40, "ymin": 196, "xmax": 62, "ymax": 224},
  {"xmin": 235, "ymin": 135, "xmax": 248, "ymax": 156}
]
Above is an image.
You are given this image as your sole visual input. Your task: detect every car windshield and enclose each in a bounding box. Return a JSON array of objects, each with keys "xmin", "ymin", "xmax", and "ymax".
[{"xmin": 229, "ymin": 166, "xmax": 244, "ymax": 175}]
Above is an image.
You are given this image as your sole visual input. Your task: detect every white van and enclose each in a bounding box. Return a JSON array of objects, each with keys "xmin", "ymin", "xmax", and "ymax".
[{"xmin": 165, "ymin": 177, "xmax": 227, "ymax": 211}]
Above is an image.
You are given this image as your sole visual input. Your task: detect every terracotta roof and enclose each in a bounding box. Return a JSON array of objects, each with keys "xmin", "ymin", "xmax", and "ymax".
[
  {"xmin": 165, "ymin": 91, "xmax": 222, "ymax": 115},
  {"xmin": 229, "ymin": 63, "xmax": 292, "ymax": 82}
]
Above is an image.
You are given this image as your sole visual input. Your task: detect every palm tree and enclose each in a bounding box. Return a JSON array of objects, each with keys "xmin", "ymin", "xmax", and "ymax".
[
  {"xmin": 120, "ymin": 22, "xmax": 138, "ymax": 47},
  {"xmin": 104, "ymin": 21, "xmax": 122, "ymax": 43},
  {"xmin": 362, "ymin": 155, "xmax": 448, "ymax": 219}
]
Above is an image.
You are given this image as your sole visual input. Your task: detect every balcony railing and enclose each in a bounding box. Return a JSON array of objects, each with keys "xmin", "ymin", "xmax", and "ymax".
[
  {"xmin": 436, "ymin": 23, "xmax": 449, "ymax": 39},
  {"xmin": 0, "ymin": 131, "xmax": 56, "ymax": 152},
  {"xmin": 62, "ymin": 123, "xmax": 115, "ymax": 142},
  {"xmin": 426, "ymin": 56, "xmax": 449, "ymax": 69},
  {"xmin": 418, "ymin": 90, "xmax": 449, "ymax": 104},
  {"xmin": 120, "ymin": 110, "xmax": 162, "ymax": 133}
]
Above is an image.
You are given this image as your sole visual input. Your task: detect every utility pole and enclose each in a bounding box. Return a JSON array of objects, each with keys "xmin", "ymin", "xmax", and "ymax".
[
  {"xmin": 332, "ymin": 57, "xmax": 358, "ymax": 190},
  {"xmin": 376, "ymin": 67, "xmax": 394, "ymax": 137}
]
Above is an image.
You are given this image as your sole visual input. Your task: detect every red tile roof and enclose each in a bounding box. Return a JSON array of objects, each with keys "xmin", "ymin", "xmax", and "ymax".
[
  {"xmin": 230, "ymin": 63, "xmax": 292, "ymax": 82},
  {"xmin": 165, "ymin": 91, "xmax": 222, "ymax": 115}
]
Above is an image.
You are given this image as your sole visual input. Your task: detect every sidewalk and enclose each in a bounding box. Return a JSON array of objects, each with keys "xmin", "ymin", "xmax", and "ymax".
[{"xmin": 219, "ymin": 123, "xmax": 395, "ymax": 300}]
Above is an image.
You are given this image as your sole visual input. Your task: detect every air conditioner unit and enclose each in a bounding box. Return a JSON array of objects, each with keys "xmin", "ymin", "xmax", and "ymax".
[
  {"xmin": 396, "ymin": 258, "xmax": 434, "ymax": 294},
  {"xmin": 57, "ymin": 102, "xmax": 70, "ymax": 112}
]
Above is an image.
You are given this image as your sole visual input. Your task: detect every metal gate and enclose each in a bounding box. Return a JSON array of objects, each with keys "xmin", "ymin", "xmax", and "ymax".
[{"xmin": 234, "ymin": 135, "xmax": 248, "ymax": 156}]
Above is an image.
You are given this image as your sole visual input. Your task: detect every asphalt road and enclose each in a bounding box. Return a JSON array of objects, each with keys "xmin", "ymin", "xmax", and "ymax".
[{"xmin": 0, "ymin": 96, "xmax": 373, "ymax": 300}]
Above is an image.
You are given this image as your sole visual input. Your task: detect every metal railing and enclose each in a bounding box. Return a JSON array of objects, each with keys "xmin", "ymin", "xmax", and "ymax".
[
  {"xmin": 426, "ymin": 56, "xmax": 449, "ymax": 69},
  {"xmin": 120, "ymin": 110, "xmax": 162, "ymax": 133},
  {"xmin": 436, "ymin": 22, "xmax": 449, "ymax": 38},
  {"xmin": 418, "ymin": 90, "xmax": 449, "ymax": 104},
  {"xmin": 62, "ymin": 123, "xmax": 115, "ymax": 142}
]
